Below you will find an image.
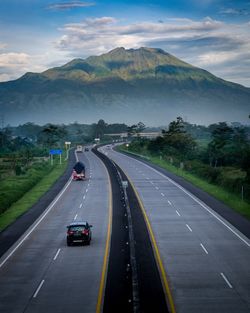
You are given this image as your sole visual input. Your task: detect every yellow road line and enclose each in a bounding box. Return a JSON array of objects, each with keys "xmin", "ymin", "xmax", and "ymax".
[
  {"xmin": 96, "ymin": 164, "xmax": 113, "ymax": 313},
  {"xmin": 127, "ymin": 175, "xmax": 177, "ymax": 313}
]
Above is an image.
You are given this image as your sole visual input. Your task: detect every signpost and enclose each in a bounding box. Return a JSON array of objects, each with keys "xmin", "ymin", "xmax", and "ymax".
[
  {"xmin": 49, "ymin": 149, "xmax": 62, "ymax": 165},
  {"xmin": 65, "ymin": 141, "xmax": 71, "ymax": 160}
]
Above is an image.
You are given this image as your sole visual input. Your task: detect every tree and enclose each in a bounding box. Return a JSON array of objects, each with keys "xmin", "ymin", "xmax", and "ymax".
[
  {"xmin": 127, "ymin": 122, "xmax": 146, "ymax": 138},
  {"xmin": 127, "ymin": 124, "xmax": 137, "ymax": 138},
  {"xmin": 207, "ymin": 122, "xmax": 233, "ymax": 167},
  {"xmin": 0, "ymin": 128, "xmax": 12, "ymax": 151},
  {"xmin": 92, "ymin": 119, "xmax": 107, "ymax": 139},
  {"xmin": 37, "ymin": 124, "xmax": 67, "ymax": 148},
  {"xmin": 135, "ymin": 122, "xmax": 146, "ymax": 136},
  {"xmin": 161, "ymin": 117, "xmax": 196, "ymax": 158}
]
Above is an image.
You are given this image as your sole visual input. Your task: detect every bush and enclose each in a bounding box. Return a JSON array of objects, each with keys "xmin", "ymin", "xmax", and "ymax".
[
  {"xmin": 184, "ymin": 160, "xmax": 220, "ymax": 183},
  {"xmin": 0, "ymin": 161, "xmax": 51, "ymax": 214},
  {"xmin": 217, "ymin": 168, "xmax": 246, "ymax": 193}
]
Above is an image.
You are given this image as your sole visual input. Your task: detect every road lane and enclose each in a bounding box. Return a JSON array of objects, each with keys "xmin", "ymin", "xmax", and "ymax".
[
  {"xmin": 105, "ymin": 146, "xmax": 250, "ymax": 313},
  {"xmin": 0, "ymin": 150, "xmax": 111, "ymax": 313},
  {"xmin": 93, "ymin": 148, "xmax": 170, "ymax": 313}
]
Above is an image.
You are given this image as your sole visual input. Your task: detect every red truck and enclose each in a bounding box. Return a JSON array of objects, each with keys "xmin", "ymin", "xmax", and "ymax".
[{"xmin": 72, "ymin": 162, "xmax": 85, "ymax": 180}]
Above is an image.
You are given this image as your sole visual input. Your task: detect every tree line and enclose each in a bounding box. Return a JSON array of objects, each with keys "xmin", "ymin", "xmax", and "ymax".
[{"xmin": 127, "ymin": 117, "xmax": 250, "ymax": 201}]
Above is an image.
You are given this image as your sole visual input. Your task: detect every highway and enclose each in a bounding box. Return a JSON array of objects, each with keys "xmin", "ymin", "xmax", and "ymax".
[
  {"xmin": 0, "ymin": 150, "xmax": 111, "ymax": 313},
  {"xmin": 1, "ymin": 145, "xmax": 250, "ymax": 313},
  {"xmin": 101, "ymin": 145, "xmax": 250, "ymax": 313}
]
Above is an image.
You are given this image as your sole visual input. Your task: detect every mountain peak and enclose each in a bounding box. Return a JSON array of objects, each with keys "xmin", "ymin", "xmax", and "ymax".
[
  {"xmin": 1, "ymin": 46, "xmax": 249, "ymax": 126},
  {"xmin": 105, "ymin": 46, "xmax": 169, "ymax": 57}
]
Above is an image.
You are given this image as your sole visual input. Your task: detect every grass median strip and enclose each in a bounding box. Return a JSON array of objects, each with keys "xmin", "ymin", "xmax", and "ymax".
[
  {"xmin": 118, "ymin": 147, "xmax": 250, "ymax": 220},
  {"xmin": 0, "ymin": 161, "xmax": 67, "ymax": 231}
]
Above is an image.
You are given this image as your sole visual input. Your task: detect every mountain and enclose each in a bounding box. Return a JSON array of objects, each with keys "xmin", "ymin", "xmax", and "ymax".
[{"xmin": 0, "ymin": 47, "xmax": 250, "ymax": 126}]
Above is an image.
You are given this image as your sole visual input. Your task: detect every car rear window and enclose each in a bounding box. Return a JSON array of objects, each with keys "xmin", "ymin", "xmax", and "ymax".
[{"xmin": 69, "ymin": 225, "xmax": 86, "ymax": 231}]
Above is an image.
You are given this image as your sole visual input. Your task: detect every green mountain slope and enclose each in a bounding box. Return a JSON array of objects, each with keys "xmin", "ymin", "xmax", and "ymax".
[{"xmin": 0, "ymin": 47, "xmax": 249, "ymax": 125}]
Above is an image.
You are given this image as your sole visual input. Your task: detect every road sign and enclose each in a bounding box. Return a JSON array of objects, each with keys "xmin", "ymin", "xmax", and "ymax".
[{"xmin": 50, "ymin": 149, "xmax": 62, "ymax": 155}]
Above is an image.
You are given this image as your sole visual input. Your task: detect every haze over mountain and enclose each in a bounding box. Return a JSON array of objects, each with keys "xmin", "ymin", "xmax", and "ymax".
[{"xmin": 1, "ymin": 47, "xmax": 249, "ymax": 126}]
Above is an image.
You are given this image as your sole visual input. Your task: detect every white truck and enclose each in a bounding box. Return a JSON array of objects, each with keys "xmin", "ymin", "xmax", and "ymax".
[{"xmin": 76, "ymin": 145, "xmax": 83, "ymax": 153}]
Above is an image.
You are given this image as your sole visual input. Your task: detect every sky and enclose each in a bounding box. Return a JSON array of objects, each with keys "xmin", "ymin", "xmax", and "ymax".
[{"xmin": 0, "ymin": 0, "xmax": 250, "ymax": 86}]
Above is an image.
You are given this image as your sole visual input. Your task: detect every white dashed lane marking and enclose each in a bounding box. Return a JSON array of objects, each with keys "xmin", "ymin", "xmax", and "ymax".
[
  {"xmin": 53, "ymin": 248, "xmax": 61, "ymax": 261},
  {"xmin": 200, "ymin": 243, "xmax": 208, "ymax": 254},
  {"xmin": 221, "ymin": 273, "xmax": 233, "ymax": 289},
  {"xmin": 33, "ymin": 280, "xmax": 45, "ymax": 298},
  {"xmin": 186, "ymin": 224, "xmax": 193, "ymax": 232}
]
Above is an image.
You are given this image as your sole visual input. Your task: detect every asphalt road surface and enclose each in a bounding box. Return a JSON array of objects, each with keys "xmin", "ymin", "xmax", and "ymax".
[
  {"xmin": 1, "ymin": 145, "xmax": 250, "ymax": 313},
  {"xmin": 93, "ymin": 148, "xmax": 168, "ymax": 313},
  {"xmin": 0, "ymin": 150, "xmax": 111, "ymax": 313},
  {"xmin": 101, "ymin": 145, "xmax": 250, "ymax": 313}
]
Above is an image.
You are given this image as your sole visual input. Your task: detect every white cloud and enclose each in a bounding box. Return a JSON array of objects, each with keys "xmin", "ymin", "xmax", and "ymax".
[
  {"xmin": 196, "ymin": 51, "xmax": 239, "ymax": 66},
  {"xmin": 55, "ymin": 16, "xmax": 224, "ymax": 57},
  {"xmin": 0, "ymin": 52, "xmax": 31, "ymax": 67},
  {"xmin": 0, "ymin": 52, "xmax": 52, "ymax": 81},
  {"xmin": 47, "ymin": 1, "xmax": 95, "ymax": 10},
  {"xmin": 220, "ymin": 8, "xmax": 250, "ymax": 16}
]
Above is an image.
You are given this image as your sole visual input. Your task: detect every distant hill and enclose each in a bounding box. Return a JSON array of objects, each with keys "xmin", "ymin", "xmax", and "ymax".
[{"xmin": 0, "ymin": 47, "xmax": 249, "ymax": 125}]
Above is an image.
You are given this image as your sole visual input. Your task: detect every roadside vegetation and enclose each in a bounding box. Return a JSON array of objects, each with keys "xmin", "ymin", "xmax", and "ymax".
[
  {"xmin": 0, "ymin": 119, "xmax": 129, "ymax": 231},
  {"xmin": 0, "ymin": 125, "xmax": 68, "ymax": 231},
  {"xmin": 119, "ymin": 117, "xmax": 250, "ymax": 220}
]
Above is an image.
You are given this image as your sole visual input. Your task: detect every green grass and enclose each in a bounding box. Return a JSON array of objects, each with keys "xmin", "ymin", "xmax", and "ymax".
[
  {"xmin": 0, "ymin": 159, "xmax": 67, "ymax": 231},
  {"xmin": 118, "ymin": 146, "xmax": 250, "ymax": 220}
]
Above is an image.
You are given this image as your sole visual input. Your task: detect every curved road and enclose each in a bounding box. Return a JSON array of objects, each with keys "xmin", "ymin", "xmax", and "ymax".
[
  {"xmin": 102, "ymin": 145, "xmax": 250, "ymax": 313},
  {"xmin": 0, "ymin": 150, "xmax": 111, "ymax": 313},
  {"xmin": 1, "ymin": 146, "xmax": 250, "ymax": 313}
]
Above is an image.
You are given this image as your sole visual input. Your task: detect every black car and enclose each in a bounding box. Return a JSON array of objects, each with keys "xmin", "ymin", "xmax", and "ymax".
[
  {"xmin": 84, "ymin": 147, "xmax": 89, "ymax": 151},
  {"xmin": 67, "ymin": 222, "xmax": 92, "ymax": 246}
]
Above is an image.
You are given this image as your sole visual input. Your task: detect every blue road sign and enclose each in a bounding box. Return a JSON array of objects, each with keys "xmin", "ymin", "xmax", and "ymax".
[{"xmin": 50, "ymin": 149, "xmax": 62, "ymax": 155}]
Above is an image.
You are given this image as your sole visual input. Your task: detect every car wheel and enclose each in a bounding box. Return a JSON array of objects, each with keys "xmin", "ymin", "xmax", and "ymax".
[{"xmin": 67, "ymin": 240, "xmax": 71, "ymax": 246}]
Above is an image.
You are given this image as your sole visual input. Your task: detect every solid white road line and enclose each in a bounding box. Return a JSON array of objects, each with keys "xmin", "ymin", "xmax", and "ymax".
[
  {"xmin": 161, "ymin": 193, "xmax": 165, "ymax": 197},
  {"xmin": 176, "ymin": 210, "xmax": 181, "ymax": 216},
  {"xmin": 0, "ymin": 178, "xmax": 72, "ymax": 268},
  {"xmin": 221, "ymin": 272, "xmax": 233, "ymax": 288},
  {"xmin": 186, "ymin": 224, "xmax": 193, "ymax": 232},
  {"xmin": 75, "ymin": 150, "xmax": 79, "ymax": 162},
  {"xmin": 200, "ymin": 243, "xmax": 208, "ymax": 254},
  {"xmin": 74, "ymin": 214, "xmax": 78, "ymax": 220},
  {"xmin": 122, "ymin": 155, "xmax": 250, "ymax": 248},
  {"xmin": 53, "ymin": 248, "xmax": 61, "ymax": 261},
  {"xmin": 168, "ymin": 200, "xmax": 172, "ymax": 205},
  {"xmin": 33, "ymin": 280, "xmax": 45, "ymax": 298}
]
